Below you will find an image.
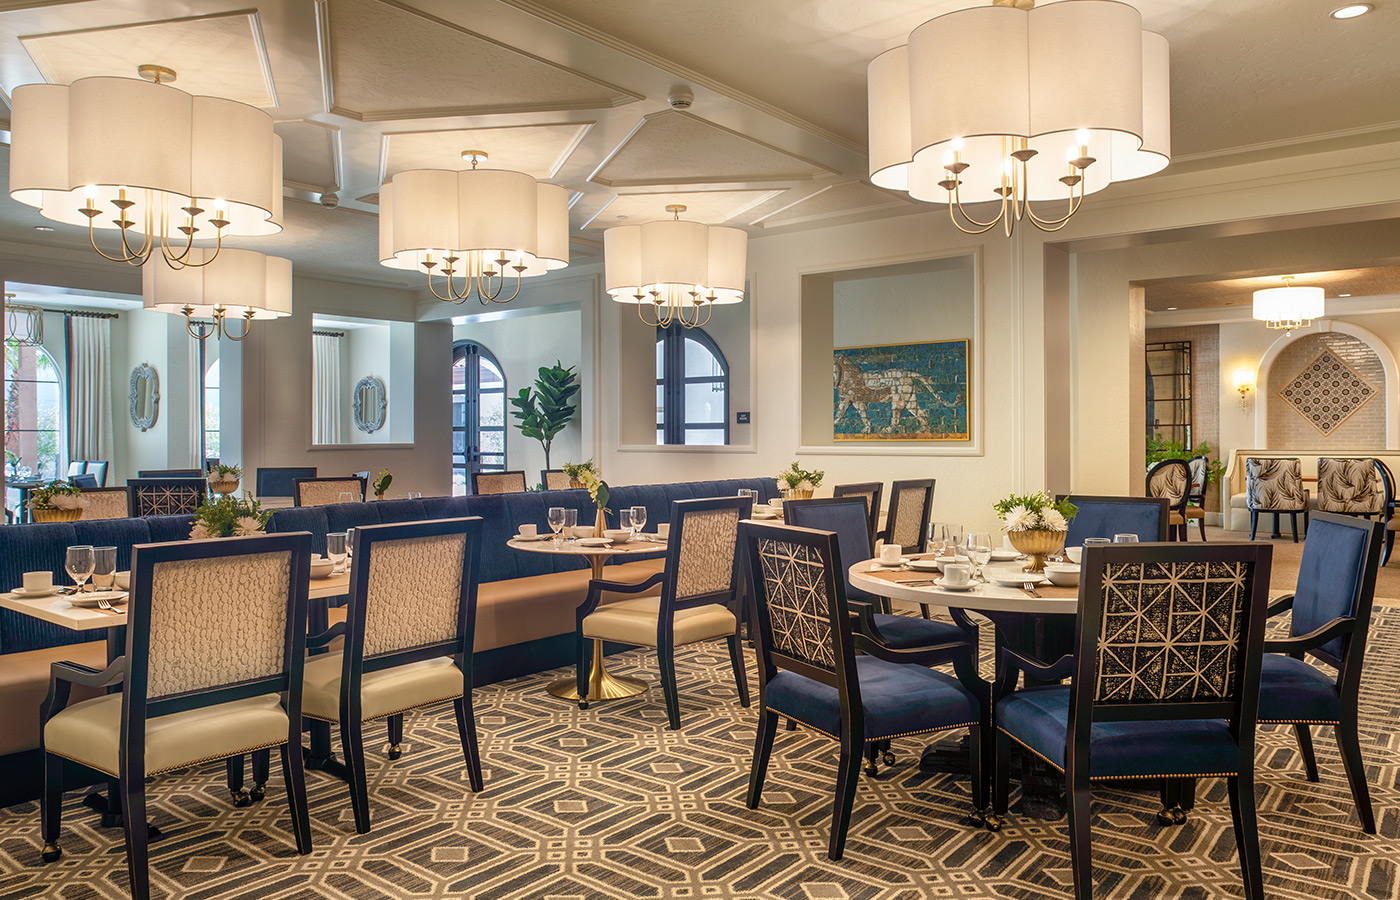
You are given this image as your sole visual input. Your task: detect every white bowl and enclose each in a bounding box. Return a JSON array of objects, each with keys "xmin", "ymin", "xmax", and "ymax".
[
  {"xmin": 572, "ymin": 525, "xmax": 595, "ymax": 539},
  {"xmin": 114, "ymin": 571, "xmax": 130, "ymax": 591},
  {"xmin": 934, "ymin": 555, "xmax": 970, "ymax": 572},
  {"xmin": 310, "ymin": 558, "xmax": 335, "ymax": 578},
  {"xmin": 603, "ymin": 529, "xmax": 632, "ymax": 542},
  {"xmin": 1064, "ymin": 546, "xmax": 1083, "ymax": 564},
  {"xmin": 1044, "ymin": 563, "xmax": 1080, "ymax": 587}
]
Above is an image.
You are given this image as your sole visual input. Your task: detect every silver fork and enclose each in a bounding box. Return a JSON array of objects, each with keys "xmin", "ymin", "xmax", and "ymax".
[
  {"xmin": 1022, "ymin": 582, "xmax": 1041, "ymax": 598},
  {"xmin": 94, "ymin": 594, "xmax": 122, "ymax": 615}
]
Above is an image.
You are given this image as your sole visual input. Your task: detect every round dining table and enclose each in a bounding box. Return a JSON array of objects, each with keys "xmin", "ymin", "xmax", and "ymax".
[{"xmin": 507, "ymin": 534, "xmax": 669, "ymax": 703}]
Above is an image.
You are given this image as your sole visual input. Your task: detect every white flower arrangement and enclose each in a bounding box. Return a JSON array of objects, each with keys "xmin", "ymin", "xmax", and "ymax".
[
  {"xmin": 994, "ymin": 490, "xmax": 1077, "ymax": 533},
  {"xmin": 28, "ymin": 481, "xmax": 89, "ymax": 511}
]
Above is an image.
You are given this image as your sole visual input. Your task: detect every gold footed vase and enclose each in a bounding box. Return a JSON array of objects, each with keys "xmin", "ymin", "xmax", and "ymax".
[
  {"xmin": 1007, "ymin": 529, "xmax": 1067, "ymax": 573},
  {"xmin": 32, "ymin": 508, "xmax": 82, "ymax": 523},
  {"xmin": 209, "ymin": 478, "xmax": 239, "ymax": 496},
  {"xmin": 783, "ymin": 488, "xmax": 814, "ymax": 500}
]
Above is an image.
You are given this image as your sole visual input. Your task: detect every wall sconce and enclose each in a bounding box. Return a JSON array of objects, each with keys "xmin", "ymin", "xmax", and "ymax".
[{"xmin": 1233, "ymin": 368, "xmax": 1256, "ymax": 413}]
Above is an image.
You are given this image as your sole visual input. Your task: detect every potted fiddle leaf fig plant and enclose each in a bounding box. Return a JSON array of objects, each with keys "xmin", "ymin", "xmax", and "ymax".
[{"xmin": 509, "ymin": 362, "xmax": 580, "ymax": 470}]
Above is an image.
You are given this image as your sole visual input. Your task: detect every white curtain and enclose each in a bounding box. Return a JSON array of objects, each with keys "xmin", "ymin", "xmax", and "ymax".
[
  {"xmin": 313, "ymin": 332, "xmax": 341, "ymax": 444},
  {"xmin": 67, "ymin": 315, "xmax": 114, "ymax": 463}
]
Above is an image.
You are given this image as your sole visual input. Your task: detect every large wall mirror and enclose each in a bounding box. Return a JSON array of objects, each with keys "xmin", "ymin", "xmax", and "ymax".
[
  {"xmin": 311, "ymin": 313, "xmax": 415, "ymax": 445},
  {"xmin": 129, "ymin": 363, "xmax": 159, "ymax": 432}
]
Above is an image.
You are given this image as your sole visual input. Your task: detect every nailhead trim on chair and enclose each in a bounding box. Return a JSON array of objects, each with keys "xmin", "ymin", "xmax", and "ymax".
[
  {"xmin": 47, "ymin": 737, "xmax": 289, "ymax": 778},
  {"xmin": 765, "ymin": 706, "xmax": 976, "ymax": 744},
  {"xmin": 997, "ymin": 728, "xmax": 1242, "ymax": 781}
]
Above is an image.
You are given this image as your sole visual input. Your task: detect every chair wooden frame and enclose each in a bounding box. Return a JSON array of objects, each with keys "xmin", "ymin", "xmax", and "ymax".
[
  {"xmin": 574, "ymin": 495, "xmax": 752, "ymax": 729},
  {"xmin": 741, "ymin": 520, "xmax": 984, "ymax": 860},
  {"xmin": 305, "ymin": 517, "xmax": 484, "ymax": 833},
  {"xmin": 879, "ymin": 478, "xmax": 935, "ymax": 553},
  {"xmin": 1259, "ymin": 511, "xmax": 1382, "ymax": 833},
  {"xmin": 472, "ymin": 470, "xmax": 529, "ymax": 495},
  {"xmin": 1056, "ymin": 494, "xmax": 1170, "ymax": 543},
  {"xmin": 39, "ymin": 532, "xmax": 314, "ymax": 900},
  {"xmin": 1185, "ymin": 456, "xmax": 1209, "ymax": 541},
  {"xmin": 1374, "ymin": 459, "xmax": 1398, "ymax": 565},
  {"xmin": 1146, "ymin": 458, "xmax": 1192, "ymax": 542},
  {"xmin": 992, "ymin": 541, "xmax": 1272, "ymax": 900},
  {"xmin": 81, "ymin": 486, "xmax": 134, "ymax": 521},
  {"xmin": 832, "ymin": 482, "xmax": 884, "ymax": 546},
  {"xmin": 293, "ymin": 475, "xmax": 368, "ymax": 507}
]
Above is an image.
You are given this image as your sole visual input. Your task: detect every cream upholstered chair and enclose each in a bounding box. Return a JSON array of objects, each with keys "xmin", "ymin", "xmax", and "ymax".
[
  {"xmin": 81, "ymin": 486, "xmax": 132, "ymax": 520},
  {"xmin": 574, "ymin": 496, "xmax": 751, "ymax": 729},
  {"xmin": 1147, "ymin": 458, "xmax": 1191, "ymax": 541},
  {"xmin": 302, "ymin": 517, "xmax": 484, "ymax": 833},
  {"xmin": 39, "ymin": 533, "xmax": 314, "ymax": 900},
  {"xmin": 1316, "ymin": 457, "xmax": 1384, "ymax": 518},
  {"xmin": 294, "ymin": 476, "xmax": 366, "ymax": 506},
  {"xmin": 878, "ymin": 478, "xmax": 935, "ymax": 553},
  {"xmin": 472, "ymin": 470, "xmax": 528, "ymax": 495}
]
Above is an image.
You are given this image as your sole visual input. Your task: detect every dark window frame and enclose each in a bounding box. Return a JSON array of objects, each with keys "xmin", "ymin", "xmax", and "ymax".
[
  {"xmin": 656, "ymin": 324, "xmax": 729, "ymax": 445},
  {"xmin": 453, "ymin": 340, "xmax": 507, "ymax": 494}
]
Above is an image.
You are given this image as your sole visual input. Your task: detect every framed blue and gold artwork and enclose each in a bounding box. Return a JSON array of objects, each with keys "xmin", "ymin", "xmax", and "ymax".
[{"xmin": 833, "ymin": 339, "xmax": 970, "ymax": 441}]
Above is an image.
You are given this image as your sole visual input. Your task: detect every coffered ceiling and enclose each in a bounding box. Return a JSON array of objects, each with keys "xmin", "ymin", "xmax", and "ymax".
[{"xmin": 0, "ymin": 0, "xmax": 1394, "ymax": 290}]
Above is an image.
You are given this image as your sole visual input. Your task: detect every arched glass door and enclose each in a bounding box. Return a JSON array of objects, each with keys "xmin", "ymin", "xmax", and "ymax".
[{"xmin": 452, "ymin": 341, "xmax": 506, "ymax": 495}]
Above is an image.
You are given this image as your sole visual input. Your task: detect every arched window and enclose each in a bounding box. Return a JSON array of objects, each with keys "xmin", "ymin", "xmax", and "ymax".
[
  {"xmin": 204, "ymin": 358, "xmax": 221, "ymax": 459},
  {"xmin": 452, "ymin": 341, "xmax": 506, "ymax": 496},
  {"xmin": 656, "ymin": 324, "xmax": 729, "ymax": 445},
  {"xmin": 4, "ymin": 342, "xmax": 65, "ymax": 482}
]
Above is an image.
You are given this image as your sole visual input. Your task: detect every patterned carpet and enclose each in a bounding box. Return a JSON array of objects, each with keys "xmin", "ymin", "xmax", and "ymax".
[{"xmin": 1, "ymin": 611, "xmax": 1398, "ymax": 900}]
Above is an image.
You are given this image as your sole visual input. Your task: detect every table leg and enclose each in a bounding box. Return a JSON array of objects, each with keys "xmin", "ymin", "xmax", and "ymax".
[
  {"xmin": 305, "ymin": 598, "xmax": 338, "ymax": 769},
  {"xmin": 546, "ymin": 555, "xmax": 648, "ymax": 702}
]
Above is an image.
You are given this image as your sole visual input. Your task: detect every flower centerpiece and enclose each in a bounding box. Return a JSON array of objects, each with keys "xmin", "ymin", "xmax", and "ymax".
[
  {"xmin": 576, "ymin": 468, "xmax": 610, "ymax": 534},
  {"xmin": 28, "ymin": 480, "xmax": 88, "ymax": 523},
  {"xmin": 189, "ymin": 492, "xmax": 272, "ymax": 540},
  {"xmin": 776, "ymin": 462, "xmax": 824, "ymax": 500},
  {"xmin": 561, "ymin": 460, "xmax": 599, "ymax": 490},
  {"xmin": 372, "ymin": 469, "xmax": 393, "ymax": 500},
  {"xmin": 994, "ymin": 490, "xmax": 1078, "ymax": 573},
  {"xmin": 208, "ymin": 464, "xmax": 242, "ymax": 496}
]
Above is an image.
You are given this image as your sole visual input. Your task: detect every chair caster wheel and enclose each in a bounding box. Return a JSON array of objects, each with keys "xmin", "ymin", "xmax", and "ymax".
[
  {"xmin": 864, "ymin": 763, "xmax": 879, "ymax": 777},
  {"xmin": 1156, "ymin": 805, "xmax": 1187, "ymax": 826},
  {"xmin": 882, "ymin": 750, "xmax": 896, "ymax": 766},
  {"xmin": 966, "ymin": 810, "xmax": 986, "ymax": 828},
  {"xmin": 41, "ymin": 842, "xmax": 61, "ymax": 863},
  {"xmin": 231, "ymin": 789, "xmax": 251, "ymax": 808},
  {"xmin": 984, "ymin": 814, "xmax": 1004, "ymax": 833},
  {"xmin": 578, "ymin": 700, "xmax": 589, "ymax": 711},
  {"xmin": 387, "ymin": 744, "xmax": 402, "ymax": 761},
  {"xmin": 249, "ymin": 784, "xmax": 265, "ymax": 802}
]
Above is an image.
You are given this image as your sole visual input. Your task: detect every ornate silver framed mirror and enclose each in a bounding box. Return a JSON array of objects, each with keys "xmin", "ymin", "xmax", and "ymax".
[
  {"xmin": 129, "ymin": 364, "xmax": 159, "ymax": 432},
  {"xmin": 352, "ymin": 375, "xmax": 386, "ymax": 433}
]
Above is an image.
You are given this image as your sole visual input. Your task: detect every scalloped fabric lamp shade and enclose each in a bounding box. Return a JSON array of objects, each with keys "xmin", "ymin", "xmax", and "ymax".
[
  {"xmin": 604, "ymin": 220, "xmax": 747, "ymax": 305},
  {"xmin": 143, "ymin": 249, "xmax": 292, "ymax": 320}
]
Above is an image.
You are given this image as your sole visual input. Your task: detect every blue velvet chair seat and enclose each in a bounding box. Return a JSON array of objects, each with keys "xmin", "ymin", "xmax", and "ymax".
[
  {"xmin": 871, "ymin": 613, "xmax": 966, "ymax": 649},
  {"xmin": 997, "ymin": 685, "xmax": 1243, "ymax": 778},
  {"xmin": 766, "ymin": 656, "xmax": 978, "ymax": 742},
  {"xmin": 1257, "ymin": 654, "xmax": 1340, "ymax": 723}
]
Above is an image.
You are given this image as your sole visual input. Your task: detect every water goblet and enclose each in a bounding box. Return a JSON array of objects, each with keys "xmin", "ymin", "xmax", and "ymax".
[
  {"xmin": 92, "ymin": 547, "xmax": 117, "ymax": 591},
  {"xmin": 346, "ymin": 527, "xmax": 356, "ymax": 559},
  {"xmin": 65, "ymin": 545, "xmax": 95, "ymax": 594},
  {"xmin": 563, "ymin": 508, "xmax": 578, "ymax": 542},
  {"xmin": 631, "ymin": 506, "xmax": 647, "ymax": 538},
  {"xmin": 338, "ymin": 491, "xmax": 354, "ymax": 504},
  {"xmin": 327, "ymin": 532, "xmax": 348, "ymax": 574},
  {"xmin": 618, "ymin": 508, "xmax": 633, "ymax": 540},
  {"xmin": 548, "ymin": 507, "xmax": 566, "ymax": 547},
  {"xmin": 968, "ymin": 532, "xmax": 993, "ymax": 582},
  {"xmin": 1112, "ymin": 533, "xmax": 1139, "ymax": 543}
]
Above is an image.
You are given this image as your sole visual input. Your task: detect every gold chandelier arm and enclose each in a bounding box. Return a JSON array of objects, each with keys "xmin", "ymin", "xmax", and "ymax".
[
  {"xmin": 88, "ymin": 216, "xmax": 150, "ymax": 264},
  {"xmin": 218, "ymin": 309, "xmax": 257, "ymax": 343},
  {"xmin": 1024, "ymin": 178, "xmax": 1086, "ymax": 230},
  {"xmin": 183, "ymin": 308, "xmax": 217, "ymax": 342},
  {"xmin": 425, "ymin": 264, "xmax": 471, "ymax": 303},
  {"xmin": 685, "ymin": 300, "xmax": 713, "ymax": 329},
  {"xmin": 637, "ymin": 299, "xmax": 671, "ymax": 328},
  {"xmin": 484, "ymin": 269, "xmax": 523, "ymax": 306}
]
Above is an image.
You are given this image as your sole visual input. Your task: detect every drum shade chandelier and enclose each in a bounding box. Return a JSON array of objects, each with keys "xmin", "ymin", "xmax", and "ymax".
[
  {"xmin": 867, "ymin": 0, "xmax": 1171, "ymax": 236},
  {"xmin": 8, "ymin": 66, "xmax": 283, "ymax": 268},
  {"xmin": 378, "ymin": 151, "xmax": 569, "ymax": 305},
  {"xmin": 1253, "ymin": 276, "xmax": 1324, "ymax": 336},
  {"xmin": 604, "ymin": 206, "xmax": 747, "ymax": 329},
  {"xmin": 144, "ymin": 248, "xmax": 292, "ymax": 341}
]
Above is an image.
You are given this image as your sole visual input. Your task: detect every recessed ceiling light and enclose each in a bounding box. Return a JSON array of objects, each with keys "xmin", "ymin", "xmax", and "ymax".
[
  {"xmin": 1339, "ymin": 293, "xmax": 1352, "ymax": 297},
  {"xmin": 1330, "ymin": 4, "xmax": 1372, "ymax": 18},
  {"xmin": 34, "ymin": 225, "xmax": 54, "ymax": 232},
  {"xmin": 1167, "ymin": 306, "xmax": 1178, "ymax": 310},
  {"xmin": 616, "ymin": 215, "xmax": 628, "ymax": 220}
]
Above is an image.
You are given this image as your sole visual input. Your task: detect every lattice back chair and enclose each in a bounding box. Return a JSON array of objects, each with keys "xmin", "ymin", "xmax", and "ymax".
[
  {"xmin": 136, "ymin": 468, "xmax": 203, "ymax": 478},
  {"xmin": 1258, "ymin": 511, "xmax": 1382, "ymax": 832},
  {"xmin": 302, "ymin": 517, "xmax": 484, "ymax": 834},
  {"xmin": 1245, "ymin": 456, "xmax": 1310, "ymax": 542},
  {"xmin": 742, "ymin": 520, "xmax": 984, "ymax": 860},
  {"xmin": 879, "ymin": 478, "xmax": 935, "ymax": 553},
  {"xmin": 1184, "ymin": 456, "xmax": 1209, "ymax": 541},
  {"xmin": 832, "ymin": 482, "xmax": 883, "ymax": 546},
  {"xmin": 294, "ymin": 475, "xmax": 367, "ymax": 507},
  {"xmin": 39, "ymin": 532, "xmax": 314, "ymax": 900},
  {"xmin": 1146, "ymin": 458, "xmax": 1191, "ymax": 541},
  {"xmin": 1059, "ymin": 495, "xmax": 1169, "ymax": 546},
  {"xmin": 472, "ymin": 470, "xmax": 528, "ymax": 495},
  {"xmin": 575, "ymin": 496, "xmax": 751, "ymax": 729},
  {"xmin": 256, "ymin": 466, "xmax": 317, "ymax": 500},
  {"xmin": 1374, "ymin": 458, "xmax": 1398, "ymax": 565},
  {"xmin": 1315, "ymin": 457, "xmax": 1384, "ymax": 518},
  {"xmin": 129, "ymin": 477, "xmax": 207, "ymax": 518},
  {"xmin": 993, "ymin": 541, "xmax": 1272, "ymax": 900},
  {"xmin": 82, "ymin": 486, "xmax": 132, "ymax": 521},
  {"xmin": 541, "ymin": 469, "xmax": 573, "ymax": 491}
]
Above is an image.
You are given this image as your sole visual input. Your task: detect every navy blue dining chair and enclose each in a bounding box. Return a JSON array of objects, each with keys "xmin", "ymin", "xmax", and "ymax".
[
  {"xmin": 1058, "ymin": 494, "xmax": 1169, "ymax": 546},
  {"xmin": 992, "ymin": 541, "xmax": 1272, "ymax": 900},
  {"xmin": 1258, "ymin": 510, "xmax": 1382, "ymax": 833},
  {"xmin": 741, "ymin": 520, "xmax": 985, "ymax": 860}
]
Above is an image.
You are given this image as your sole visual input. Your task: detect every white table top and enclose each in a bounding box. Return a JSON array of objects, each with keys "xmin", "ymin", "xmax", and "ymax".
[
  {"xmin": 849, "ymin": 559, "xmax": 1080, "ymax": 615},
  {"xmin": 507, "ymin": 536, "xmax": 668, "ymax": 557}
]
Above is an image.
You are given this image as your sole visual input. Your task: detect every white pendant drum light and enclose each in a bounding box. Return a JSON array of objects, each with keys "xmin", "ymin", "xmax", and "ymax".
[
  {"xmin": 868, "ymin": 0, "xmax": 1171, "ymax": 236},
  {"xmin": 604, "ymin": 205, "xmax": 747, "ymax": 329},
  {"xmin": 9, "ymin": 66, "xmax": 282, "ymax": 268},
  {"xmin": 1252, "ymin": 276, "xmax": 1324, "ymax": 336},
  {"xmin": 378, "ymin": 151, "xmax": 568, "ymax": 305},
  {"xmin": 144, "ymin": 248, "xmax": 292, "ymax": 341}
]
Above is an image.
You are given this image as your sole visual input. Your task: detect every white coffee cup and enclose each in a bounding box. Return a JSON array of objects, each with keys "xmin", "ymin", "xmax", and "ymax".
[
  {"xmin": 1065, "ymin": 546, "xmax": 1083, "ymax": 564},
  {"xmin": 941, "ymin": 563, "xmax": 971, "ymax": 586},
  {"xmin": 657, "ymin": 523, "xmax": 670, "ymax": 539},
  {"xmin": 879, "ymin": 544, "xmax": 902, "ymax": 564},
  {"xmin": 23, "ymin": 571, "xmax": 53, "ymax": 592},
  {"xmin": 519, "ymin": 524, "xmax": 538, "ymax": 539},
  {"xmin": 768, "ymin": 496, "xmax": 783, "ymax": 508}
]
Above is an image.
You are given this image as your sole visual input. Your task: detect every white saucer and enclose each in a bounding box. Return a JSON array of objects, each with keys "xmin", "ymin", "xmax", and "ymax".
[
  {"xmin": 990, "ymin": 549, "xmax": 1021, "ymax": 561},
  {"xmin": 991, "ymin": 573, "xmax": 1048, "ymax": 587},
  {"xmin": 512, "ymin": 533, "xmax": 550, "ymax": 542},
  {"xmin": 10, "ymin": 585, "xmax": 59, "ymax": 597},
  {"xmin": 576, "ymin": 537, "xmax": 612, "ymax": 547},
  {"xmin": 908, "ymin": 559, "xmax": 942, "ymax": 571},
  {"xmin": 934, "ymin": 577, "xmax": 975, "ymax": 592},
  {"xmin": 67, "ymin": 591, "xmax": 128, "ymax": 608}
]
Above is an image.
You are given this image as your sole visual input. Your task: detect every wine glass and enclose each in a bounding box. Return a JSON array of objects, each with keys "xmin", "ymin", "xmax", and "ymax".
[
  {"xmin": 1113, "ymin": 533, "xmax": 1139, "ymax": 543},
  {"xmin": 338, "ymin": 491, "xmax": 354, "ymax": 504},
  {"xmin": 563, "ymin": 508, "xmax": 578, "ymax": 542},
  {"xmin": 927, "ymin": 522, "xmax": 947, "ymax": 558},
  {"xmin": 947, "ymin": 524, "xmax": 966, "ymax": 557},
  {"xmin": 65, "ymin": 545, "xmax": 95, "ymax": 593},
  {"xmin": 327, "ymin": 532, "xmax": 348, "ymax": 574},
  {"xmin": 408, "ymin": 491, "xmax": 422, "ymax": 500},
  {"xmin": 548, "ymin": 507, "xmax": 566, "ymax": 547},
  {"xmin": 631, "ymin": 506, "xmax": 647, "ymax": 538},
  {"xmin": 92, "ymin": 547, "xmax": 117, "ymax": 591},
  {"xmin": 967, "ymin": 532, "xmax": 993, "ymax": 582}
]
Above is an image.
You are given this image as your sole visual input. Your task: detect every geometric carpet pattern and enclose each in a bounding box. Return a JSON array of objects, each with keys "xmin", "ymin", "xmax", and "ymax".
[{"xmin": 3, "ymin": 610, "xmax": 1400, "ymax": 899}]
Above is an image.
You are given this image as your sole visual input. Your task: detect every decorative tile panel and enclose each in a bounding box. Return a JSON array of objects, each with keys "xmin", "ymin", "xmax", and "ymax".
[{"xmin": 1277, "ymin": 347, "xmax": 1377, "ymax": 436}]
